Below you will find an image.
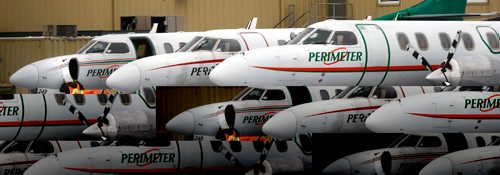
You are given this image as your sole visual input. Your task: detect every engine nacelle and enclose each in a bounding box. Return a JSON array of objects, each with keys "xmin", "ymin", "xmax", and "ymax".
[
  {"xmin": 93, "ymin": 111, "xmax": 156, "ymax": 140},
  {"xmin": 428, "ymin": 55, "xmax": 500, "ymax": 86}
]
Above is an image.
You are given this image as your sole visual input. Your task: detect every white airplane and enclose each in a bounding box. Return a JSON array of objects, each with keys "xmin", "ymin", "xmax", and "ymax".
[
  {"xmin": 106, "ymin": 28, "xmax": 303, "ymax": 92},
  {"xmin": 165, "ymin": 86, "xmax": 341, "ymax": 136},
  {"xmin": 9, "ymin": 32, "xmax": 202, "ymax": 90},
  {"xmin": 25, "ymin": 135, "xmax": 312, "ymax": 174},
  {"xmin": 0, "ymin": 140, "xmax": 95, "ymax": 175},
  {"xmin": 419, "ymin": 139, "xmax": 500, "ymax": 175},
  {"xmin": 209, "ymin": 19, "xmax": 500, "ymax": 87},
  {"xmin": 0, "ymin": 88, "xmax": 155, "ymax": 141},
  {"xmin": 365, "ymin": 87, "xmax": 500, "ymax": 133},
  {"xmin": 323, "ymin": 133, "xmax": 500, "ymax": 175},
  {"xmin": 263, "ymin": 86, "xmax": 437, "ymax": 139}
]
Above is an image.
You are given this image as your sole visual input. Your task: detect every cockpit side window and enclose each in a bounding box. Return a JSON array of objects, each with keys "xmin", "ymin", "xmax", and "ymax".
[
  {"xmin": 397, "ymin": 135, "xmax": 421, "ymax": 147},
  {"xmin": 288, "ymin": 28, "xmax": 314, "ymax": 45},
  {"xmin": 331, "ymin": 31, "xmax": 358, "ymax": 45},
  {"xmin": 86, "ymin": 41, "xmax": 110, "ymax": 54},
  {"xmin": 242, "ymin": 88, "xmax": 265, "ymax": 100},
  {"xmin": 76, "ymin": 40, "xmax": 97, "ymax": 54},
  {"xmin": 29, "ymin": 141, "xmax": 55, "ymax": 154},
  {"xmin": 215, "ymin": 39, "xmax": 241, "ymax": 52},
  {"xmin": 106, "ymin": 43, "xmax": 130, "ymax": 54},
  {"xmin": 262, "ymin": 90, "xmax": 286, "ymax": 101},
  {"xmin": 418, "ymin": 136, "xmax": 442, "ymax": 147},
  {"xmin": 192, "ymin": 38, "xmax": 218, "ymax": 51},
  {"xmin": 0, "ymin": 94, "xmax": 14, "ymax": 100},
  {"xmin": 347, "ymin": 86, "xmax": 373, "ymax": 98},
  {"xmin": 233, "ymin": 88, "xmax": 252, "ymax": 101},
  {"xmin": 476, "ymin": 136, "xmax": 486, "ymax": 147},
  {"xmin": 179, "ymin": 36, "xmax": 203, "ymax": 52},
  {"xmin": 372, "ymin": 87, "xmax": 398, "ymax": 99},
  {"xmin": 303, "ymin": 29, "xmax": 332, "ymax": 44},
  {"xmin": 3, "ymin": 141, "xmax": 30, "ymax": 153}
]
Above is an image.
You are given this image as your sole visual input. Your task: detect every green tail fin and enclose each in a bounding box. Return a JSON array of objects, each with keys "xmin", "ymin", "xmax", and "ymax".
[{"xmin": 374, "ymin": 0, "xmax": 467, "ymax": 20}]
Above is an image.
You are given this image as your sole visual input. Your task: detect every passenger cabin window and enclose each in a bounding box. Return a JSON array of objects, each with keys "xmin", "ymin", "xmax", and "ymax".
[
  {"xmin": 398, "ymin": 135, "xmax": 421, "ymax": 147},
  {"xmin": 476, "ymin": 136, "xmax": 486, "ymax": 147},
  {"xmin": 396, "ymin": 33, "xmax": 410, "ymax": 50},
  {"xmin": 242, "ymin": 88, "xmax": 265, "ymax": 100},
  {"xmin": 229, "ymin": 142, "xmax": 242, "ymax": 152},
  {"xmin": 303, "ymin": 29, "xmax": 332, "ymax": 44},
  {"xmin": 54, "ymin": 94, "xmax": 65, "ymax": 106},
  {"xmin": 163, "ymin": 43, "xmax": 174, "ymax": 53},
  {"xmin": 73, "ymin": 94, "xmax": 85, "ymax": 105},
  {"xmin": 76, "ymin": 40, "xmax": 97, "ymax": 54},
  {"xmin": 192, "ymin": 38, "xmax": 218, "ymax": 51},
  {"xmin": 298, "ymin": 134, "xmax": 312, "ymax": 153},
  {"xmin": 486, "ymin": 32, "xmax": 500, "ymax": 50},
  {"xmin": 97, "ymin": 94, "xmax": 107, "ymax": 105},
  {"xmin": 106, "ymin": 43, "xmax": 130, "ymax": 54},
  {"xmin": 86, "ymin": 41, "xmax": 109, "ymax": 54},
  {"xmin": 373, "ymin": 87, "xmax": 398, "ymax": 99},
  {"xmin": 320, "ymin": 90, "xmax": 330, "ymax": 100},
  {"xmin": 262, "ymin": 90, "xmax": 286, "ymax": 101},
  {"xmin": 0, "ymin": 94, "xmax": 14, "ymax": 100},
  {"xmin": 119, "ymin": 94, "xmax": 131, "ymax": 105},
  {"xmin": 418, "ymin": 136, "xmax": 442, "ymax": 147},
  {"xmin": 253, "ymin": 141, "xmax": 264, "ymax": 152},
  {"xmin": 462, "ymin": 33, "xmax": 475, "ymax": 51},
  {"xmin": 348, "ymin": 86, "xmax": 373, "ymax": 98},
  {"xmin": 331, "ymin": 31, "xmax": 358, "ymax": 45},
  {"xmin": 415, "ymin": 33, "xmax": 429, "ymax": 51},
  {"xmin": 29, "ymin": 141, "xmax": 55, "ymax": 153},
  {"xmin": 276, "ymin": 141, "xmax": 288, "ymax": 152},
  {"xmin": 278, "ymin": 40, "xmax": 287, "ymax": 46},
  {"xmin": 215, "ymin": 39, "xmax": 241, "ymax": 52},
  {"xmin": 439, "ymin": 33, "xmax": 451, "ymax": 51},
  {"xmin": 142, "ymin": 87, "xmax": 156, "ymax": 105}
]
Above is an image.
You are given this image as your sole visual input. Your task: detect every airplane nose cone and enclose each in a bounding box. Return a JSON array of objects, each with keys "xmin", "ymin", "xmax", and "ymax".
[
  {"xmin": 262, "ymin": 111, "xmax": 297, "ymax": 139},
  {"xmin": 365, "ymin": 102, "xmax": 404, "ymax": 133},
  {"xmin": 323, "ymin": 158, "xmax": 351, "ymax": 175},
  {"xmin": 209, "ymin": 55, "xmax": 248, "ymax": 86},
  {"xmin": 419, "ymin": 157, "xmax": 453, "ymax": 175},
  {"xmin": 25, "ymin": 156, "xmax": 62, "ymax": 175},
  {"xmin": 166, "ymin": 111, "xmax": 195, "ymax": 135},
  {"xmin": 82, "ymin": 123, "xmax": 107, "ymax": 139},
  {"xmin": 9, "ymin": 65, "xmax": 39, "ymax": 88},
  {"xmin": 106, "ymin": 63, "xmax": 141, "ymax": 93}
]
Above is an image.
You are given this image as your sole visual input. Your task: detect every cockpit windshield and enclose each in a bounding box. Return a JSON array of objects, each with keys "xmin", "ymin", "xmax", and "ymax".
[
  {"xmin": 178, "ymin": 36, "xmax": 203, "ymax": 52},
  {"xmin": 192, "ymin": 37, "xmax": 218, "ymax": 52},
  {"xmin": 76, "ymin": 40, "xmax": 97, "ymax": 54},
  {"xmin": 233, "ymin": 87, "xmax": 253, "ymax": 101},
  {"xmin": 86, "ymin": 41, "xmax": 110, "ymax": 54},
  {"xmin": 302, "ymin": 29, "xmax": 333, "ymax": 44},
  {"xmin": 288, "ymin": 28, "xmax": 314, "ymax": 45},
  {"xmin": 333, "ymin": 86, "xmax": 356, "ymax": 99}
]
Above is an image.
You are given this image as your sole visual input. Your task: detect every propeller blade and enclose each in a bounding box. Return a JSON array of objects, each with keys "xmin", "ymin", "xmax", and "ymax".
[
  {"xmin": 254, "ymin": 139, "xmax": 275, "ymax": 175},
  {"xmin": 96, "ymin": 94, "xmax": 117, "ymax": 140},
  {"xmin": 443, "ymin": 30, "xmax": 462, "ymax": 71},
  {"xmin": 62, "ymin": 96, "xmax": 91, "ymax": 126},
  {"xmin": 405, "ymin": 44, "xmax": 433, "ymax": 72},
  {"xmin": 212, "ymin": 141, "xmax": 244, "ymax": 169}
]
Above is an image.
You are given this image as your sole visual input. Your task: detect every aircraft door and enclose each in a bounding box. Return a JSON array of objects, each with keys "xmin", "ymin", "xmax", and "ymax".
[
  {"xmin": 476, "ymin": 26, "xmax": 500, "ymax": 54},
  {"xmin": 442, "ymin": 133, "xmax": 468, "ymax": 152},
  {"xmin": 130, "ymin": 37, "xmax": 157, "ymax": 59},
  {"xmin": 355, "ymin": 24, "xmax": 390, "ymax": 86},
  {"xmin": 0, "ymin": 94, "xmax": 23, "ymax": 141},
  {"xmin": 15, "ymin": 95, "xmax": 46, "ymax": 140},
  {"xmin": 177, "ymin": 142, "xmax": 202, "ymax": 169},
  {"xmin": 212, "ymin": 39, "xmax": 242, "ymax": 59},
  {"xmin": 239, "ymin": 32, "xmax": 269, "ymax": 50}
]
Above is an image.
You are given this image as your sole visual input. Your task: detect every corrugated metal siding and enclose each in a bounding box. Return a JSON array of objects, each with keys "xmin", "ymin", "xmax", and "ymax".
[
  {"xmin": 0, "ymin": 37, "xmax": 92, "ymax": 92},
  {"xmin": 156, "ymin": 87, "xmax": 245, "ymax": 140}
]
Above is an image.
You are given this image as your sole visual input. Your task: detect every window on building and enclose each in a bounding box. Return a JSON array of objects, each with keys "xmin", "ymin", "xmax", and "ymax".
[
  {"xmin": 462, "ymin": 33, "xmax": 475, "ymax": 51},
  {"xmin": 415, "ymin": 33, "xmax": 429, "ymax": 51},
  {"xmin": 378, "ymin": 0, "xmax": 400, "ymax": 5},
  {"xmin": 106, "ymin": 43, "xmax": 130, "ymax": 54},
  {"xmin": 0, "ymin": 94, "xmax": 14, "ymax": 100},
  {"xmin": 397, "ymin": 33, "xmax": 410, "ymax": 50},
  {"xmin": 163, "ymin": 43, "xmax": 174, "ymax": 53},
  {"xmin": 486, "ymin": 32, "xmax": 500, "ymax": 50},
  {"xmin": 262, "ymin": 90, "xmax": 286, "ymax": 101},
  {"xmin": 467, "ymin": 0, "xmax": 488, "ymax": 4},
  {"xmin": 439, "ymin": 33, "xmax": 451, "ymax": 51}
]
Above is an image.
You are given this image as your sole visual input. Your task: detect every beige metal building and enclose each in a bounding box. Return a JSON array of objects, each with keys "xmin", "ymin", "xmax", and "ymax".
[{"xmin": 1, "ymin": 0, "xmax": 500, "ymax": 92}]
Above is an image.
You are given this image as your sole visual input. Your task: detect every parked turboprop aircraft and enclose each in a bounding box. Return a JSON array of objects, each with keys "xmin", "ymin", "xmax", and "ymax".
[
  {"xmin": 9, "ymin": 32, "xmax": 202, "ymax": 91},
  {"xmin": 0, "ymin": 88, "xmax": 155, "ymax": 141},
  {"xmin": 0, "ymin": 140, "xmax": 94, "ymax": 175},
  {"xmin": 165, "ymin": 86, "xmax": 342, "ymax": 136},
  {"xmin": 263, "ymin": 86, "xmax": 437, "ymax": 139},
  {"xmin": 366, "ymin": 87, "xmax": 500, "ymax": 133},
  {"xmin": 25, "ymin": 135, "xmax": 312, "ymax": 174},
  {"xmin": 323, "ymin": 133, "xmax": 500, "ymax": 175},
  {"xmin": 419, "ymin": 138, "xmax": 500, "ymax": 175},
  {"xmin": 209, "ymin": 20, "xmax": 500, "ymax": 87},
  {"xmin": 106, "ymin": 28, "xmax": 303, "ymax": 92}
]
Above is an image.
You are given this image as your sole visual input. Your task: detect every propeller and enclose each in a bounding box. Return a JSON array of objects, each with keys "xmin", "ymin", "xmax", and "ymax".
[
  {"xmin": 61, "ymin": 58, "xmax": 84, "ymax": 92},
  {"xmin": 95, "ymin": 94, "xmax": 116, "ymax": 140},
  {"xmin": 380, "ymin": 151, "xmax": 392, "ymax": 175},
  {"xmin": 440, "ymin": 30, "xmax": 463, "ymax": 86},
  {"xmin": 405, "ymin": 44, "xmax": 434, "ymax": 72},
  {"xmin": 212, "ymin": 141, "xmax": 244, "ymax": 169},
  {"xmin": 253, "ymin": 139, "xmax": 275, "ymax": 175},
  {"xmin": 216, "ymin": 104, "xmax": 241, "ymax": 141},
  {"xmin": 62, "ymin": 95, "xmax": 91, "ymax": 126}
]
